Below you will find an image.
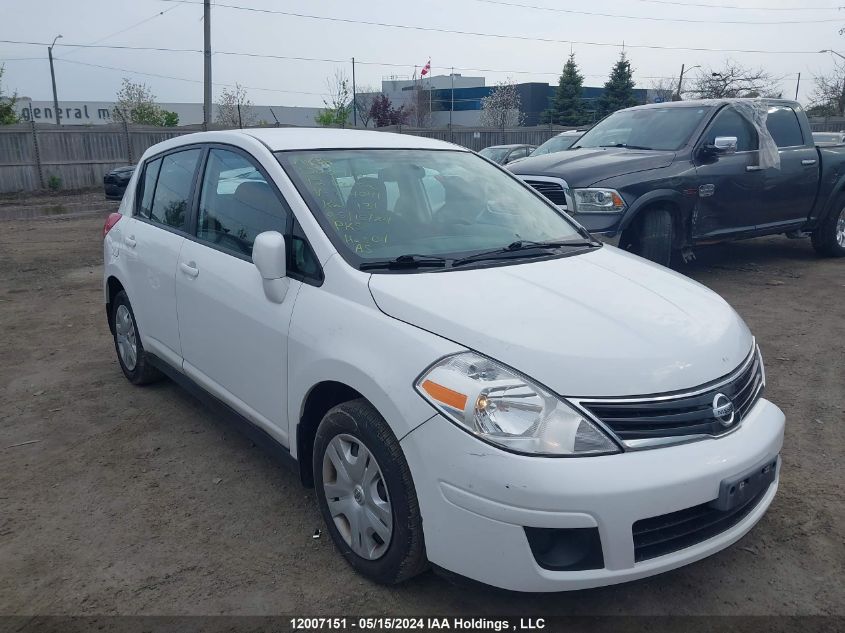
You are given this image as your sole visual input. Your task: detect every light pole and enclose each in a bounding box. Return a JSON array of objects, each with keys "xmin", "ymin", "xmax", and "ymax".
[
  {"xmin": 820, "ymin": 49, "xmax": 845, "ymax": 61},
  {"xmin": 675, "ymin": 64, "xmax": 700, "ymax": 101},
  {"xmin": 48, "ymin": 34, "xmax": 62, "ymax": 127}
]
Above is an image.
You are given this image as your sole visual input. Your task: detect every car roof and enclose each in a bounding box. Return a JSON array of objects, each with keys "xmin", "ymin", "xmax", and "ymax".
[
  {"xmin": 626, "ymin": 97, "xmax": 802, "ymax": 112},
  {"xmin": 147, "ymin": 128, "xmax": 468, "ymax": 155},
  {"xmin": 556, "ymin": 130, "xmax": 584, "ymax": 136},
  {"xmin": 483, "ymin": 144, "xmax": 532, "ymax": 149}
]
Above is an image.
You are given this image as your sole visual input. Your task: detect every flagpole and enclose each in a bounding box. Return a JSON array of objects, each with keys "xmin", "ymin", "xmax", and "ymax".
[{"xmin": 428, "ymin": 59, "xmax": 432, "ymax": 128}]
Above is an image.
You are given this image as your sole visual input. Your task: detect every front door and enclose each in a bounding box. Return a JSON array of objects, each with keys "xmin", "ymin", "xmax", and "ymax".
[
  {"xmin": 123, "ymin": 148, "xmax": 202, "ymax": 366},
  {"xmin": 175, "ymin": 147, "xmax": 299, "ymax": 445},
  {"xmin": 692, "ymin": 105, "xmax": 764, "ymax": 240}
]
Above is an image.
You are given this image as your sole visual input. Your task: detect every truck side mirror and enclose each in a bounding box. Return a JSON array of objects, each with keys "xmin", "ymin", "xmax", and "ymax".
[
  {"xmin": 253, "ymin": 231, "xmax": 288, "ymax": 303},
  {"xmin": 713, "ymin": 136, "xmax": 738, "ymax": 155}
]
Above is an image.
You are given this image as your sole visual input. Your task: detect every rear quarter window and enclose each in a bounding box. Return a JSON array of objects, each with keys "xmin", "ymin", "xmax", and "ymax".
[{"xmin": 766, "ymin": 106, "xmax": 804, "ymax": 148}]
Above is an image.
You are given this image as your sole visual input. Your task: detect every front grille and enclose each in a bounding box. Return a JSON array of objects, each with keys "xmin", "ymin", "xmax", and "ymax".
[
  {"xmin": 579, "ymin": 346, "xmax": 763, "ymax": 445},
  {"xmin": 523, "ymin": 179, "xmax": 568, "ymax": 206},
  {"xmin": 632, "ymin": 480, "xmax": 772, "ymax": 562}
]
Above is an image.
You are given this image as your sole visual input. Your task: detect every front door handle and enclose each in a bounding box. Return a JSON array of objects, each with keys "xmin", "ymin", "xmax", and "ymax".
[
  {"xmin": 801, "ymin": 159, "xmax": 817, "ymax": 166},
  {"xmin": 746, "ymin": 165, "xmax": 763, "ymax": 172},
  {"xmin": 179, "ymin": 262, "xmax": 199, "ymax": 278},
  {"xmin": 124, "ymin": 235, "xmax": 137, "ymax": 248}
]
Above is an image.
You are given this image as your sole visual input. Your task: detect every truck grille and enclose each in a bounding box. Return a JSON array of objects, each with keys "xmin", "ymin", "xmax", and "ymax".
[
  {"xmin": 577, "ymin": 346, "xmax": 764, "ymax": 447},
  {"xmin": 632, "ymin": 480, "xmax": 772, "ymax": 562},
  {"xmin": 523, "ymin": 179, "xmax": 568, "ymax": 207}
]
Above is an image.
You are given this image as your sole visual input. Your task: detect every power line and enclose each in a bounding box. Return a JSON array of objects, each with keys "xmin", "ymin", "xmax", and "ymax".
[
  {"xmin": 622, "ymin": 0, "xmax": 839, "ymax": 10},
  {"xmin": 156, "ymin": 1, "xmax": 836, "ymax": 55},
  {"xmin": 471, "ymin": 0, "xmax": 843, "ymax": 24}
]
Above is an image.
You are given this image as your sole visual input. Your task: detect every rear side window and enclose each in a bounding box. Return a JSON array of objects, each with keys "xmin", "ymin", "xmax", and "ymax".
[
  {"xmin": 148, "ymin": 149, "xmax": 202, "ymax": 230},
  {"xmin": 137, "ymin": 158, "xmax": 161, "ymax": 219},
  {"xmin": 703, "ymin": 107, "xmax": 759, "ymax": 152},
  {"xmin": 196, "ymin": 148, "xmax": 289, "ymax": 257},
  {"xmin": 766, "ymin": 106, "xmax": 804, "ymax": 147}
]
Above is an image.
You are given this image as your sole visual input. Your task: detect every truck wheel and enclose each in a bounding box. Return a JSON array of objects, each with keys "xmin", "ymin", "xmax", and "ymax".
[
  {"xmin": 811, "ymin": 204, "xmax": 845, "ymax": 258},
  {"xmin": 634, "ymin": 208, "xmax": 673, "ymax": 266},
  {"xmin": 313, "ymin": 399, "xmax": 428, "ymax": 585}
]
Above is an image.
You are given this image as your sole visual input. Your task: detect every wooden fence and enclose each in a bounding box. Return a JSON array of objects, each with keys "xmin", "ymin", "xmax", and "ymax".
[{"xmin": 0, "ymin": 123, "xmax": 576, "ymax": 194}]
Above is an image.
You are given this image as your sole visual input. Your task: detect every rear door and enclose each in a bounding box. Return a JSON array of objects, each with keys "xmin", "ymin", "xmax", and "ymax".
[
  {"xmin": 175, "ymin": 146, "xmax": 300, "ymax": 445},
  {"xmin": 692, "ymin": 106, "xmax": 764, "ymax": 240},
  {"xmin": 122, "ymin": 147, "xmax": 202, "ymax": 366},
  {"xmin": 757, "ymin": 104, "xmax": 819, "ymax": 230}
]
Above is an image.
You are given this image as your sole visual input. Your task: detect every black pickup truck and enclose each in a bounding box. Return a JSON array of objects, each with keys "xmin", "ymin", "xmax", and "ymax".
[{"xmin": 508, "ymin": 98, "xmax": 845, "ymax": 265}]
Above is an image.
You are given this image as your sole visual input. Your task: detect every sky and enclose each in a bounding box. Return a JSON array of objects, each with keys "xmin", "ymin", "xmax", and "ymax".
[{"xmin": 1, "ymin": 0, "xmax": 844, "ymax": 108}]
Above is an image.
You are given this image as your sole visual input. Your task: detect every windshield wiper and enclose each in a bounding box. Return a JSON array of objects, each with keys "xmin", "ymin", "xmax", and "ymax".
[
  {"xmin": 359, "ymin": 254, "xmax": 451, "ymax": 271},
  {"xmin": 452, "ymin": 239, "xmax": 597, "ymax": 267},
  {"xmin": 598, "ymin": 143, "xmax": 654, "ymax": 150}
]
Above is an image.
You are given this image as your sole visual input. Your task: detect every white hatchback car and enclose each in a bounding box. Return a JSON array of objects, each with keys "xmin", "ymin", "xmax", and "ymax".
[{"xmin": 103, "ymin": 129, "xmax": 784, "ymax": 592}]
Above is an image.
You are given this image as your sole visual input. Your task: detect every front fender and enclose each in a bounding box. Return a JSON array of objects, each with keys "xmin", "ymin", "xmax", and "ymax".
[{"xmin": 617, "ymin": 189, "xmax": 688, "ymax": 235}]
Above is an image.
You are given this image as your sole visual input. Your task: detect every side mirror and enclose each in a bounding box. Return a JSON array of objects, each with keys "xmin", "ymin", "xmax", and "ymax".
[
  {"xmin": 253, "ymin": 231, "xmax": 288, "ymax": 303},
  {"xmin": 713, "ymin": 136, "xmax": 738, "ymax": 155}
]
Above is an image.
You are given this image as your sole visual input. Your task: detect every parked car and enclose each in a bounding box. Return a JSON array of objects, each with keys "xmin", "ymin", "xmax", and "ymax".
[
  {"xmin": 478, "ymin": 143, "xmax": 536, "ymax": 165},
  {"xmin": 509, "ymin": 99, "xmax": 845, "ymax": 265},
  {"xmin": 103, "ymin": 165, "xmax": 136, "ymax": 200},
  {"xmin": 530, "ymin": 130, "xmax": 586, "ymax": 157},
  {"xmin": 812, "ymin": 131, "xmax": 845, "ymax": 146},
  {"xmin": 103, "ymin": 128, "xmax": 783, "ymax": 592}
]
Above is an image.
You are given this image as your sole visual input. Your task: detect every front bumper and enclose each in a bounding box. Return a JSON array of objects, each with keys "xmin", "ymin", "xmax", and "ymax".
[{"xmin": 400, "ymin": 397, "xmax": 784, "ymax": 592}]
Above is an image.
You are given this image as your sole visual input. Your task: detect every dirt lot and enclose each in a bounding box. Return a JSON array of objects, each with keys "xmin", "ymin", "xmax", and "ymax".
[{"xmin": 0, "ymin": 205, "xmax": 842, "ymax": 616}]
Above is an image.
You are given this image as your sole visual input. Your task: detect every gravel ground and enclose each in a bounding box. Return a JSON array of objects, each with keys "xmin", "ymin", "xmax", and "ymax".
[{"xmin": 0, "ymin": 207, "xmax": 842, "ymax": 616}]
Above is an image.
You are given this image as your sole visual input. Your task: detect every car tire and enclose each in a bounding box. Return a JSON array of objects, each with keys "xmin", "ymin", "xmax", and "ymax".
[
  {"xmin": 111, "ymin": 290, "xmax": 163, "ymax": 385},
  {"xmin": 635, "ymin": 208, "xmax": 674, "ymax": 267},
  {"xmin": 313, "ymin": 399, "xmax": 428, "ymax": 585},
  {"xmin": 811, "ymin": 204, "xmax": 845, "ymax": 258}
]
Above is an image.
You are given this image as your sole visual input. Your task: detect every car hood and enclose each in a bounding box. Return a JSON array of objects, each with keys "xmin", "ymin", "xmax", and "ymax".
[
  {"xmin": 369, "ymin": 247, "xmax": 752, "ymax": 397},
  {"xmin": 507, "ymin": 147, "xmax": 674, "ymax": 187}
]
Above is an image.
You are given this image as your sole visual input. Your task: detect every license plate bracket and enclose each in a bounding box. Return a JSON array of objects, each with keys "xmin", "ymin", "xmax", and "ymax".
[{"xmin": 709, "ymin": 455, "xmax": 779, "ymax": 512}]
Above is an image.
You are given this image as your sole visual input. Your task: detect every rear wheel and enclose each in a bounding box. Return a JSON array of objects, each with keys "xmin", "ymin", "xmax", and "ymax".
[
  {"xmin": 313, "ymin": 399, "xmax": 427, "ymax": 584},
  {"xmin": 111, "ymin": 290, "xmax": 162, "ymax": 385},
  {"xmin": 628, "ymin": 208, "xmax": 673, "ymax": 266},
  {"xmin": 811, "ymin": 204, "xmax": 845, "ymax": 257}
]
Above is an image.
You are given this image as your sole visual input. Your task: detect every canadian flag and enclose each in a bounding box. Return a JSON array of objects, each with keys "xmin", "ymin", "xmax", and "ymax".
[{"xmin": 420, "ymin": 60, "xmax": 431, "ymax": 76}]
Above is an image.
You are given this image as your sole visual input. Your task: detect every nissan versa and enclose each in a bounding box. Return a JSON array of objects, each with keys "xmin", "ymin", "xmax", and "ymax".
[{"xmin": 102, "ymin": 129, "xmax": 784, "ymax": 592}]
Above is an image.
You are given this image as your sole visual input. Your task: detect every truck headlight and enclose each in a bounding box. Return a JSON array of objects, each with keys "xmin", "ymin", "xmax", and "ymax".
[
  {"xmin": 415, "ymin": 352, "xmax": 620, "ymax": 456},
  {"xmin": 572, "ymin": 188, "xmax": 626, "ymax": 213}
]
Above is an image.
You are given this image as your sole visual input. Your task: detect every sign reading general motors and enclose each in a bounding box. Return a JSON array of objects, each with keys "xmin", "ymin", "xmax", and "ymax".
[{"xmin": 16, "ymin": 100, "xmax": 117, "ymax": 125}]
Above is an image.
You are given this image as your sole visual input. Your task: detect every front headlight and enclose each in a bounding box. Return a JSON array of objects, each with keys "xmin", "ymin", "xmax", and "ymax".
[
  {"xmin": 572, "ymin": 188, "xmax": 626, "ymax": 213},
  {"xmin": 415, "ymin": 352, "xmax": 620, "ymax": 456}
]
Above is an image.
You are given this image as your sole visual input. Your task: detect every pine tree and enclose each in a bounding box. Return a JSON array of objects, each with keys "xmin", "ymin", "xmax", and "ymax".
[
  {"xmin": 597, "ymin": 53, "xmax": 638, "ymax": 118},
  {"xmin": 543, "ymin": 54, "xmax": 587, "ymax": 126}
]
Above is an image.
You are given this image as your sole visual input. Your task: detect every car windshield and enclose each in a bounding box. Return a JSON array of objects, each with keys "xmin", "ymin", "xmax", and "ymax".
[
  {"xmin": 478, "ymin": 147, "xmax": 510, "ymax": 162},
  {"xmin": 574, "ymin": 106, "xmax": 711, "ymax": 151},
  {"xmin": 531, "ymin": 134, "xmax": 579, "ymax": 156},
  {"xmin": 277, "ymin": 149, "xmax": 585, "ymax": 268}
]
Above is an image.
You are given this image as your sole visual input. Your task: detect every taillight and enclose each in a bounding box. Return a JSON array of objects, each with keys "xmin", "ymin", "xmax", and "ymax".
[{"xmin": 103, "ymin": 212, "xmax": 122, "ymax": 239}]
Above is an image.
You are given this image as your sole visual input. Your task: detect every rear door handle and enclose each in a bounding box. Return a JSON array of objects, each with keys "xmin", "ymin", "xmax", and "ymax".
[
  {"xmin": 801, "ymin": 159, "xmax": 817, "ymax": 166},
  {"xmin": 746, "ymin": 166, "xmax": 763, "ymax": 172},
  {"xmin": 124, "ymin": 235, "xmax": 136, "ymax": 247},
  {"xmin": 179, "ymin": 262, "xmax": 199, "ymax": 278}
]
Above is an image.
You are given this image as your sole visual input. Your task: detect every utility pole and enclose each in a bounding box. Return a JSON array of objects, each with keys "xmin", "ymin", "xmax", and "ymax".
[
  {"xmin": 795, "ymin": 73, "xmax": 801, "ymax": 101},
  {"xmin": 203, "ymin": 0, "xmax": 212, "ymax": 130},
  {"xmin": 675, "ymin": 64, "xmax": 685, "ymax": 101},
  {"xmin": 450, "ymin": 67, "xmax": 454, "ymax": 140},
  {"xmin": 352, "ymin": 57, "xmax": 357, "ymax": 127},
  {"xmin": 48, "ymin": 35, "xmax": 62, "ymax": 128}
]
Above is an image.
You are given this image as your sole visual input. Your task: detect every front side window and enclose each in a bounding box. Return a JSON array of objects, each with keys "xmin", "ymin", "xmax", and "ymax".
[
  {"xmin": 766, "ymin": 106, "xmax": 804, "ymax": 148},
  {"xmin": 277, "ymin": 149, "xmax": 585, "ymax": 267},
  {"xmin": 148, "ymin": 149, "xmax": 202, "ymax": 230},
  {"xmin": 702, "ymin": 107, "xmax": 759, "ymax": 153},
  {"xmin": 575, "ymin": 107, "xmax": 710, "ymax": 151},
  {"xmin": 196, "ymin": 148, "xmax": 288, "ymax": 257}
]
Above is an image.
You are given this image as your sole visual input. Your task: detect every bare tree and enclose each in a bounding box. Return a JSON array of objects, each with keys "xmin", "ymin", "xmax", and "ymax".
[
  {"xmin": 315, "ymin": 70, "xmax": 352, "ymax": 127},
  {"xmin": 216, "ymin": 83, "xmax": 255, "ymax": 128},
  {"xmin": 353, "ymin": 85, "xmax": 378, "ymax": 127},
  {"xmin": 809, "ymin": 61, "xmax": 845, "ymax": 116},
  {"xmin": 480, "ymin": 79, "xmax": 524, "ymax": 132},
  {"xmin": 684, "ymin": 60, "xmax": 781, "ymax": 99},
  {"xmin": 648, "ymin": 77, "xmax": 678, "ymax": 103}
]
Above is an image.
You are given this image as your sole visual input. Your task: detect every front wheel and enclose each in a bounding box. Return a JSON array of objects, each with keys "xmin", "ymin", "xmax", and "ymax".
[
  {"xmin": 626, "ymin": 208, "xmax": 674, "ymax": 266},
  {"xmin": 811, "ymin": 204, "xmax": 845, "ymax": 257},
  {"xmin": 313, "ymin": 399, "xmax": 427, "ymax": 584}
]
